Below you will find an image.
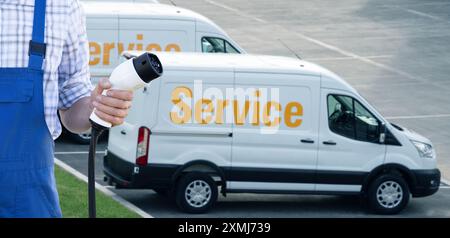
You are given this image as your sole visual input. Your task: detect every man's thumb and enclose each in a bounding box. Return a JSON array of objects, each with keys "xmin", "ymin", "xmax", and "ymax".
[{"xmin": 94, "ymin": 78, "xmax": 112, "ymax": 96}]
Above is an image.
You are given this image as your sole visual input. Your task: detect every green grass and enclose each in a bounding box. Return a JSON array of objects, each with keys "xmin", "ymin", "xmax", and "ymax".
[{"xmin": 55, "ymin": 166, "xmax": 141, "ymax": 218}]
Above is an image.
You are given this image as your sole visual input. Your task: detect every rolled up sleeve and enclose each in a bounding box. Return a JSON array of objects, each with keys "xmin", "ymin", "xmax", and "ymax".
[{"xmin": 58, "ymin": 0, "xmax": 93, "ymax": 110}]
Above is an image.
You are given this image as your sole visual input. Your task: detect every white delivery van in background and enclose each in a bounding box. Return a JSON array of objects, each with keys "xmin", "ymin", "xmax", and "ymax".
[
  {"xmin": 62, "ymin": 1, "xmax": 245, "ymax": 143},
  {"xmin": 104, "ymin": 52, "xmax": 440, "ymax": 215}
]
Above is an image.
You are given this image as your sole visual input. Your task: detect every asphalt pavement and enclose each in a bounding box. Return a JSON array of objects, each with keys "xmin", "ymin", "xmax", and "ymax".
[
  {"xmin": 56, "ymin": 0, "xmax": 450, "ymax": 217},
  {"xmin": 55, "ymin": 137, "xmax": 450, "ymax": 218}
]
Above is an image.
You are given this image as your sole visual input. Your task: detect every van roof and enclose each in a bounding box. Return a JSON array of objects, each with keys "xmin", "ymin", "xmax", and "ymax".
[
  {"xmin": 82, "ymin": 2, "xmax": 226, "ymax": 34},
  {"xmin": 126, "ymin": 51, "xmax": 355, "ymax": 93},
  {"xmin": 128, "ymin": 51, "xmax": 327, "ymax": 76}
]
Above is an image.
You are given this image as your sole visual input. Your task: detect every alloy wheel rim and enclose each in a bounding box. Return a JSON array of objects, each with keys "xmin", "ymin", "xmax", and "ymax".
[
  {"xmin": 376, "ymin": 181, "xmax": 403, "ymax": 209},
  {"xmin": 185, "ymin": 180, "xmax": 211, "ymax": 208}
]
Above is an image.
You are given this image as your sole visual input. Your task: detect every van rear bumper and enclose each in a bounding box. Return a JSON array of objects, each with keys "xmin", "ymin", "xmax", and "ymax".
[
  {"xmin": 410, "ymin": 169, "xmax": 441, "ymax": 197},
  {"xmin": 103, "ymin": 152, "xmax": 178, "ymax": 189}
]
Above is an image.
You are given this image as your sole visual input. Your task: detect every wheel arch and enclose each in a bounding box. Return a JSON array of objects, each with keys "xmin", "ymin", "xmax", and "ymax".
[
  {"xmin": 171, "ymin": 160, "xmax": 227, "ymax": 195},
  {"xmin": 362, "ymin": 163, "xmax": 416, "ymax": 194}
]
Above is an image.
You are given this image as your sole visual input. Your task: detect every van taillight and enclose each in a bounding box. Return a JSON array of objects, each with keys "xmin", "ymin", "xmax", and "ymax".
[{"xmin": 136, "ymin": 127, "xmax": 150, "ymax": 166}]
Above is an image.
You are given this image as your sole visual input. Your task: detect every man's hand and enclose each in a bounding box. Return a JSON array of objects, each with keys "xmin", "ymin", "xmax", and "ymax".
[{"xmin": 91, "ymin": 78, "xmax": 134, "ymax": 126}]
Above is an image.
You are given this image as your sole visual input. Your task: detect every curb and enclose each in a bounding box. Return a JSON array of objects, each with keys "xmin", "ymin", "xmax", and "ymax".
[
  {"xmin": 54, "ymin": 158, "xmax": 153, "ymax": 218},
  {"xmin": 442, "ymin": 178, "xmax": 450, "ymax": 187}
]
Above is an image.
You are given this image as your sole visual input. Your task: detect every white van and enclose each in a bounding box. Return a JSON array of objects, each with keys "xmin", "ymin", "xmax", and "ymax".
[
  {"xmin": 64, "ymin": 1, "xmax": 244, "ymax": 143},
  {"xmin": 84, "ymin": 1, "xmax": 244, "ymax": 81},
  {"xmin": 104, "ymin": 52, "xmax": 440, "ymax": 214}
]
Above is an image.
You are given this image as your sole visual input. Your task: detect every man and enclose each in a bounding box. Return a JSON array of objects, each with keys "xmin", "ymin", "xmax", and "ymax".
[{"xmin": 0, "ymin": 0, "xmax": 133, "ymax": 217}]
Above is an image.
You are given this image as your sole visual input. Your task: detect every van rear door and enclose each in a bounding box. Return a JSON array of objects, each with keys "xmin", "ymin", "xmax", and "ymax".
[
  {"xmin": 228, "ymin": 73, "xmax": 320, "ymax": 192},
  {"xmin": 107, "ymin": 80, "xmax": 161, "ymax": 163}
]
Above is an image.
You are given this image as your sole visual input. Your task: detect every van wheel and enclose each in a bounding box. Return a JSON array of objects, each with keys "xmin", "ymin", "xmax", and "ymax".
[
  {"xmin": 175, "ymin": 172, "xmax": 218, "ymax": 214},
  {"xmin": 367, "ymin": 173, "xmax": 410, "ymax": 215}
]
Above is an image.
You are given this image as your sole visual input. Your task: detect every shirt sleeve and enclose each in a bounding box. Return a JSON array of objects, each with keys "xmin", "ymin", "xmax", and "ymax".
[{"xmin": 57, "ymin": 0, "xmax": 93, "ymax": 110}]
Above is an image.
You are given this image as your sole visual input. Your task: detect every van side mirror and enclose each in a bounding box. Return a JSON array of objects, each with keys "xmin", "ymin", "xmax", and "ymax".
[{"xmin": 379, "ymin": 123, "xmax": 387, "ymax": 144}]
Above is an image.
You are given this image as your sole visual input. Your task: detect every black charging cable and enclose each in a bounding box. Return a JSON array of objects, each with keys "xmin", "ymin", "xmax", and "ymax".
[{"xmin": 88, "ymin": 121, "xmax": 107, "ymax": 218}]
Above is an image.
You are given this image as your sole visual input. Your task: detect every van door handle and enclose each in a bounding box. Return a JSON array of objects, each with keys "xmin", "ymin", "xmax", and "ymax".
[
  {"xmin": 323, "ymin": 140, "xmax": 337, "ymax": 145},
  {"xmin": 120, "ymin": 130, "xmax": 127, "ymax": 135},
  {"xmin": 300, "ymin": 139, "xmax": 314, "ymax": 144}
]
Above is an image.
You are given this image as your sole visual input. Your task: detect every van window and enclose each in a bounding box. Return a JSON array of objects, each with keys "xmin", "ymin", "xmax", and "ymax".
[
  {"xmin": 327, "ymin": 95, "xmax": 380, "ymax": 143},
  {"xmin": 201, "ymin": 37, "xmax": 240, "ymax": 53},
  {"xmin": 225, "ymin": 41, "xmax": 239, "ymax": 53}
]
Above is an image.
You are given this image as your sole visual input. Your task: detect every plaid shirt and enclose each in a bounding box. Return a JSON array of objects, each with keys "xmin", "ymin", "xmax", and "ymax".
[{"xmin": 0, "ymin": 0, "xmax": 93, "ymax": 139}]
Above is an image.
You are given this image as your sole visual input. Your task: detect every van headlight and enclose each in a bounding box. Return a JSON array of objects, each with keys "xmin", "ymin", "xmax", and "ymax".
[{"xmin": 411, "ymin": 140, "xmax": 434, "ymax": 159}]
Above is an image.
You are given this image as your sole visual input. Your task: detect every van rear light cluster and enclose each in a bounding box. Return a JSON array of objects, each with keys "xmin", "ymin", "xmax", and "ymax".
[{"xmin": 136, "ymin": 127, "xmax": 150, "ymax": 166}]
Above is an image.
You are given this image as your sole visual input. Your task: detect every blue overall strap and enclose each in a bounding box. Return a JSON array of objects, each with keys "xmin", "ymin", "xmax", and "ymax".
[{"xmin": 28, "ymin": 0, "xmax": 47, "ymax": 70}]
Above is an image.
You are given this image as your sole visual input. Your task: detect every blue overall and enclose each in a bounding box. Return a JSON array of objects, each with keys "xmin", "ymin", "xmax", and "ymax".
[{"xmin": 0, "ymin": 0, "xmax": 62, "ymax": 218}]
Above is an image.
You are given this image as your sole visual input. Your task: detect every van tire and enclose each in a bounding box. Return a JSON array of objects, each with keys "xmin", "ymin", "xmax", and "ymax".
[
  {"xmin": 367, "ymin": 173, "xmax": 410, "ymax": 215},
  {"xmin": 175, "ymin": 172, "xmax": 218, "ymax": 214}
]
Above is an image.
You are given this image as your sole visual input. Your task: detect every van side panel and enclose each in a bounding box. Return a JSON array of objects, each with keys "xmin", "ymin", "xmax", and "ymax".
[
  {"xmin": 88, "ymin": 18, "xmax": 195, "ymax": 79},
  {"xmin": 86, "ymin": 17, "xmax": 119, "ymax": 81},
  {"xmin": 119, "ymin": 19, "xmax": 195, "ymax": 53},
  {"xmin": 228, "ymin": 73, "xmax": 320, "ymax": 190},
  {"xmin": 149, "ymin": 70, "xmax": 234, "ymax": 168}
]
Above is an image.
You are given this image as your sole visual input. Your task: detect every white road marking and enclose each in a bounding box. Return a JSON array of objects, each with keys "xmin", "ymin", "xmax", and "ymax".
[
  {"xmin": 442, "ymin": 178, "xmax": 450, "ymax": 187},
  {"xmin": 204, "ymin": 0, "xmax": 267, "ymax": 23},
  {"xmin": 383, "ymin": 2, "xmax": 450, "ymax": 9},
  {"xmin": 335, "ymin": 33, "xmax": 450, "ymax": 41},
  {"xmin": 307, "ymin": 55, "xmax": 393, "ymax": 61},
  {"xmin": 352, "ymin": 81, "xmax": 435, "ymax": 88},
  {"xmin": 291, "ymin": 31, "xmax": 424, "ymax": 82},
  {"xmin": 385, "ymin": 114, "xmax": 450, "ymax": 120},
  {"xmin": 54, "ymin": 151, "xmax": 105, "ymax": 155},
  {"xmin": 203, "ymin": 0, "xmax": 424, "ymax": 82},
  {"xmin": 404, "ymin": 9, "xmax": 444, "ymax": 22},
  {"xmin": 54, "ymin": 158, "xmax": 153, "ymax": 218}
]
